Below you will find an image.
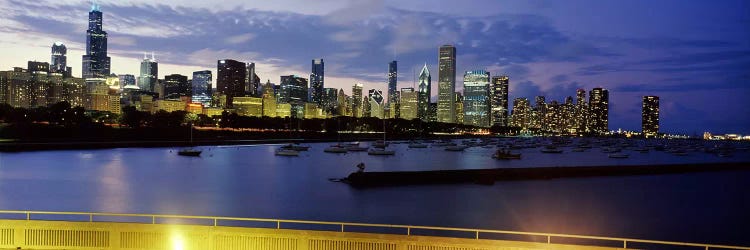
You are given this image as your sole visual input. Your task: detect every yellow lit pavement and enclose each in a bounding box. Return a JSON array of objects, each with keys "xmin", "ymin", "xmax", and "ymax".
[{"xmin": 0, "ymin": 211, "xmax": 748, "ymax": 250}]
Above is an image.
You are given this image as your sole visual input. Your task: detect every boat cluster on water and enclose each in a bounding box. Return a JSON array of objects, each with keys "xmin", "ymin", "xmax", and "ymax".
[{"xmin": 270, "ymin": 137, "xmax": 748, "ymax": 159}]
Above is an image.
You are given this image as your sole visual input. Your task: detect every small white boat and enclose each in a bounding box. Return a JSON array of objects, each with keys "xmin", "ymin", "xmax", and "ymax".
[
  {"xmin": 324, "ymin": 145, "xmax": 348, "ymax": 153},
  {"xmin": 608, "ymin": 153, "xmax": 629, "ymax": 159},
  {"xmin": 275, "ymin": 149, "xmax": 299, "ymax": 156},
  {"xmin": 368, "ymin": 148, "xmax": 395, "ymax": 155}
]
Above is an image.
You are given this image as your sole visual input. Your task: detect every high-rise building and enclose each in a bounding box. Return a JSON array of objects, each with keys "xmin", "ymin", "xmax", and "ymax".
[
  {"xmin": 575, "ymin": 89, "xmax": 588, "ymax": 133},
  {"xmin": 261, "ymin": 80, "xmax": 277, "ymax": 117},
  {"xmin": 417, "ymin": 63, "xmax": 431, "ymax": 121},
  {"xmin": 399, "ymin": 88, "xmax": 418, "ymax": 120},
  {"xmin": 534, "ymin": 96, "xmax": 547, "ymax": 131},
  {"xmin": 323, "ymin": 87, "xmax": 337, "ymax": 115},
  {"xmin": 51, "ymin": 42, "xmax": 71, "ymax": 77},
  {"xmin": 367, "ymin": 89, "xmax": 384, "ymax": 119},
  {"xmin": 427, "ymin": 103, "xmax": 437, "ymax": 122},
  {"xmin": 246, "ymin": 62, "xmax": 260, "ymax": 97},
  {"xmin": 118, "ymin": 74, "xmax": 135, "ymax": 89},
  {"xmin": 437, "ymin": 45, "xmax": 456, "ymax": 123},
  {"xmin": 337, "ymin": 89, "xmax": 347, "ymax": 116},
  {"xmin": 589, "ymin": 88, "xmax": 609, "ymax": 134},
  {"xmin": 217, "ymin": 59, "xmax": 247, "ymax": 108},
  {"xmin": 455, "ymin": 92, "xmax": 464, "ymax": 125},
  {"xmin": 352, "ymin": 83, "xmax": 363, "ymax": 117},
  {"xmin": 642, "ymin": 96, "xmax": 660, "ymax": 138},
  {"xmin": 138, "ymin": 54, "xmax": 158, "ymax": 92},
  {"xmin": 310, "ymin": 59, "xmax": 324, "ymax": 105},
  {"xmin": 387, "ymin": 61, "xmax": 398, "ymax": 118},
  {"xmin": 463, "ymin": 70, "xmax": 491, "ymax": 127},
  {"xmin": 163, "ymin": 74, "xmax": 189, "ymax": 99},
  {"xmin": 192, "ymin": 70, "xmax": 212, "ymax": 106},
  {"xmin": 510, "ymin": 98, "xmax": 531, "ymax": 130},
  {"xmin": 279, "ymin": 75, "xmax": 308, "ymax": 104},
  {"xmin": 490, "ymin": 75, "xmax": 509, "ymax": 127},
  {"xmin": 81, "ymin": 2, "xmax": 110, "ymax": 79}
]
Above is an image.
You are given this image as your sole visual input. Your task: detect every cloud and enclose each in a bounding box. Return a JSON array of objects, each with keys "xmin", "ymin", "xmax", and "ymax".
[
  {"xmin": 109, "ymin": 35, "xmax": 137, "ymax": 46},
  {"xmin": 224, "ymin": 33, "xmax": 255, "ymax": 45}
]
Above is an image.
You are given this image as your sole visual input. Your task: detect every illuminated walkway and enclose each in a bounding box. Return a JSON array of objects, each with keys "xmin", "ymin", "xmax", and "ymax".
[{"xmin": 0, "ymin": 211, "xmax": 747, "ymax": 250}]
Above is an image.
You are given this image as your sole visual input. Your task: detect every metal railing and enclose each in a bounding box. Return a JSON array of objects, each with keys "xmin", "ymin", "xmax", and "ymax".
[{"xmin": 0, "ymin": 210, "xmax": 747, "ymax": 250}]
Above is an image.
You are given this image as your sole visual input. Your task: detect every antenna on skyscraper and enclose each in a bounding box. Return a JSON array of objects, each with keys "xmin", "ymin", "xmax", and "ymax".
[
  {"xmin": 151, "ymin": 51, "xmax": 156, "ymax": 61},
  {"xmin": 143, "ymin": 52, "xmax": 147, "ymax": 60}
]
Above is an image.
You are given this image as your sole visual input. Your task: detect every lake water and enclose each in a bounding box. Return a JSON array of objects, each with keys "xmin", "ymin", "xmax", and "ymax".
[{"xmin": 0, "ymin": 139, "xmax": 748, "ymax": 246}]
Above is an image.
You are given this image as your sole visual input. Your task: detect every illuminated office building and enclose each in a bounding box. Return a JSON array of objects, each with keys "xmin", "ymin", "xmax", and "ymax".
[
  {"xmin": 437, "ymin": 45, "xmax": 456, "ymax": 123},
  {"xmin": 642, "ymin": 96, "xmax": 660, "ymax": 138},
  {"xmin": 589, "ymin": 88, "xmax": 609, "ymax": 134},
  {"xmin": 417, "ymin": 63, "xmax": 431, "ymax": 121},
  {"xmin": 490, "ymin": 75, "xmax": 509, "ymax": 127},
  {"xmin": 462, "ymin": 70, "xmax": 490, "ymax": 127},
  {"xmin": 399, "ymin": 88, "xmax": 418, "ymax": 120}
]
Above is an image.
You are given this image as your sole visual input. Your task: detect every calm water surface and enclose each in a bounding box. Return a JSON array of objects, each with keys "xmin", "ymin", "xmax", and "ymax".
[{"xmin": 0, "ymin": 140, "xmax": 748, "ymax": 245}]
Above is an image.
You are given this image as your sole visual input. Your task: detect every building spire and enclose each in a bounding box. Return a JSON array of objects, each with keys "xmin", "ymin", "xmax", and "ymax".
[
  {"xmin": 91, "ymin": 0, "xmax": 100, "ymax": 12},
  {"xmin": 151, "ymin": 51, "xmax": 156, "ymax": 61}
]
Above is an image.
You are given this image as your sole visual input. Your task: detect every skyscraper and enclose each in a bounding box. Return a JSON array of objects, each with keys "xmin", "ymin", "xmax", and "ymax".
[
  {"xmin": 399, "ymin": 88, "xmax": 418, "ymax": 120},
  {"xmin": 81, "ymin": 2, "xmax": 110, "ymax": 79},
  {"xmin": 138, "ymin": 54, "xmax": 158, "ymax": 92},
  {"xmin": 323, "ymin": 87, "xmax": 337, "ymax": 115},
  {"xmin": 310, "ymin": 59, "xmax": 324, "ymax": 105},
  {"xmin": 437, "ymin": 45, "xmax": 456, "ymax": 123},
  {"xmin": 279, "ymin": 75, "xmax": 308, "ymax": 105},
  {"xmin": 463, "ymin": 70, "xmax": 491, "ymax": 127},
  {"xmin": 262, "ymin": 80, "xmax": 277, "ymax": 117},
  {"xmin": 387, "ymin": 61, "xmax": 398, "ymax": 118},
  {"xmin": 118, "ymin": 74, "xmax": 135, "ymax": 88},
  {"xmin": 490, "ymin": 75, "xmax": 509, "ymax": 127},
  {"xmin": 163, "ymin": 74, "xmax": 189, "ymax": 99},
  {"xmin": 575, "ymin": 89, "xmax": 588, "ymax": 133},
  {"xmin": 217, "ymin": 59, "xmax": 247, "ymax": 108},
  {"xmin": 642, "ymin": 96, "xmax": 660, "ymax": 138},
  {"xmin": 192, "ymin": 70, "xmax": 212, "ymax": 105},
  {"xmin": 352, "ymin": 83, "xmax": 363, "ymax": 118},
  {"xmin": 589, "ymin": 88, "xmax": 610, "ymax": 134},
  {"xmin": 51, "ymin": 42, "xmax": 70, "ymax": 77},
  {"xmin": 246, "ymin": 62, "xmax": 260, "ymax": 97},
  {"xmin": 417, "ymin": 63, "xmax": 431, "ymax": 121}
]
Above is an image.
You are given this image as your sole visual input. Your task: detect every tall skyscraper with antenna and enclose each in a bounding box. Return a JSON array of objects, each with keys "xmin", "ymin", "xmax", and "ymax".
[
  {"xmin": 81, "ymin": 0, "xmax": 110, "ymax": 80},
  {"xmin": 417, "ymin": 63, "xmax": 431, "ymax": 121},
  {"xmin": 138, "ymin": 53, "xmax": 158, "ymax": 92}
]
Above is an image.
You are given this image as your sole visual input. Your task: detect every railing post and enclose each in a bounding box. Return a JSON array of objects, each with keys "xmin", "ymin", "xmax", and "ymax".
[
  {"xmin": 407, "ymin": 227, "xmax": 411, "ymax": 236},
  {"xmin": 623, "ymin": 240, "xmax": 627, "ymax": 249},
  {"xmin": 152, "ymin": 216, "xmax": 155, "ymax": 224},
  {"xmin": 276, "ymin": 221, "xmax": 280, "ymax": 229},
  {"xmin": 26, "ymin": 211, "xmax": 30, "ymax": 220},
  {"xmin": 213, "ymin": 218, "xmax": 217, "ymax": 226},
  {"xmin": 475, "ymin": 231, "xmax": 479, "ymax": 240},
  {"xmin": 341, "ymin": 224, "xmax": 345, "ymax": 232},
  {"xmin": 89, "ymin": 214, "xmax": 93, "ymax": 222},
  {"xmin": 547, "ymin": 235, "xmax": 551, "ymax": 244}
]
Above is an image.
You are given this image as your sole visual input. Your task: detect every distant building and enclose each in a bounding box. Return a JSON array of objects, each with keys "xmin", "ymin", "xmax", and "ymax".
[
  {"xmin": 323, "ymin": 87, "xmax": 337, "ymax": 115},
  {"xmin": 589, "ymin": 88, "xmax": 609, "ymax": 134},
  {"xmin": 154, "ymin": 99, "xmax": 186, "ymax": 113},
  {"xmin": 217, "ymin": 59, "xmax": 247, "ymax": 108},
  {"xmin": 463, "ymin": 70, "xmax": 490, "ymax": 127},
  {"xmin": 81, "ymin": 2, "xmax": 110, "ymax": 79},
  {"xmin": 262, "ymin": 80, "xmax": 277, "ymax": 117},
  {"xmin": 399, "ymin": 88, "xmax": 418, "ymax": 120},
  {"xmin": 138, "ymin": 54, "xmax": 158, "ymax": 91},
  {"xmin": 310, "ymin": 59, "xmax": 324, "ymax": 105},
  {"xmin": 387, "ymin": 61, "xmax": 398, "ymax": 118},
  {"xmin": 233, "ymin": 96, "xmax": 263, "ymax": 117},
  {"xmin": 437, "ymin": 45, "xmax": 456, "ymax": 123},
  {"xmin": 455, "ymin": 92, "xmax": 464, "ymax": 125},
  {"xmin": 427, "ymin": 102, "xmax": 437, "ymax": 122},
  {"xmin": 192, "ymin": 70, "xmax": 212, "ymax": 106},
  {"xmin": 490, "ymin": 75, "xmax": 509, "ymax": 127},
  {"xmin": 417, "ymin": 63, "xmax": 431, "ymax": 121},
  {"xmin": 642, "ymin": 96, "xmax": 659, "ymax": 138},
  {"xmin": 276, "ymin": 103, "xmax": 292, "ymax": 118},
  {"xmin": 352, "ymin": 83, "xmax": 363, "ymax": 118},
  {"xmin": 245, "ymin": 62, "xmax": 260, "ymax": 97},
  {"xmin": 163, "ymin": 74, "xmax": 189, "ymax": 99},
  {"xmin": 51, "ymin": 42, "xmax": 71, "ymax": 77},
  {"xmin": 118, "ymin": 74, "xmax": 135, "ymax": 89},
  {"xmin": 336, "ymin": 88, "xmax": 347, "ymax": 116},
  {"xmin": 510, "ymin": 98, "xmax": 531, "ymax": 130},
  {"xmin": 279, "ymin": 75, "xmax": 307, "ymax": 118},
  {"xmin": 574, "ymin": 89, "xmax": 589, "ymax": 133}
]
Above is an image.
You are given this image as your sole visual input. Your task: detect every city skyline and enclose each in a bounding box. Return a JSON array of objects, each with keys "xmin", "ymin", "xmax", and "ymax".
[{"xmin": 0, "ymin": 0, "xmax": 748, "ymax": 134}]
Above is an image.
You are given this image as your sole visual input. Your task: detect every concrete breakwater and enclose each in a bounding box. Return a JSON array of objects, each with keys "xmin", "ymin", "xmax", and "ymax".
[{"xmin": 342, "ymin": 162, "xmax": 750, "ymax": 187}]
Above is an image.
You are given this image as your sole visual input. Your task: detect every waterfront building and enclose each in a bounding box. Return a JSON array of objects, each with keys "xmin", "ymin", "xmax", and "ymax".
[
  {"xmin": 463, "ymin": 70, "xmax": 490, "ymax": 127},
  {"xmin": 276, "ymin": 103, "xmax": 292, "ymax": 118},
  {"xmin": 437, "ymin": 45, "xmax": 456, "ymax": 123},
  {"xmin": 217, "ymin": 59, "xmax": 247, "ymax": 108},
  {"xmin": 399, "ymin": 88, "xmax": 418, "ymax": 120},
  {"xmin": 490, "ymin": 75, "xmax": 509, "ymax": 127},
  {"xmin": 337, "ymin": 89, "xmax": 347, "ymax": 116},
  {"xmin": 310, "ymin": 59, "xmax": 324, "ymax": 105},
  {"xmin": 246, "ymin": 62, "xmax": 260, "ymax": 97},
  {"xmin": 510, "ymin": 98, "xmax": 531, "ymax": 131},
  {"xmin": 575, "ymin": 89, "xmax": 588, "ymax": 133},
  {"xmin": 262, "ymin": 81, "xmax": 277, "ymax": 117},
  {"xmin": 304, "ymin": 102, "xmax": 325, "ymax": 119},
  {"xmin": 81, "ymin": 2, "xmax": 110, "ymax": 80},
  {"xmin": 642, "ymin": 95, "xmax": 660, "ymax": 138},
  {"xmin": 417, "ymin": 63, "xmax": 431, "ymax": 121},
  {"xmin": 154, "ymin": 99, "xmax": 186, "ymax": 113},
  {"xmin": 191, "ymin": 70, "xmax": 212, "ymax": 106},
  {"xmin": 589, "ymin": 88, "xmax": 610, "ymax": 134}
]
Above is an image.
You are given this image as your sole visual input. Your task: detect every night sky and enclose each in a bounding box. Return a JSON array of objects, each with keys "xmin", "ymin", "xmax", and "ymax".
[{"xmin": 0, "ymin": 0, "xmax": 748, "ymax": 134}]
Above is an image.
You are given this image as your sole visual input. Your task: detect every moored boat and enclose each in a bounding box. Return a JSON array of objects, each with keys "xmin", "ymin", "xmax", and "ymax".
[
  {"xmin": 275, "ymin": 149, "xmax": 300, "ymax": 156},
  {"xmin": 492, "ymin": 150, "xmax": 521, "ymax": 160}
]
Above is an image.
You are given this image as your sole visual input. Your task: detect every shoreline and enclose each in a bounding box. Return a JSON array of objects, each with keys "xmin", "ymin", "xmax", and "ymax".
[{"xmin": 341, "ymin": 162, "xmax": 750, "ymax": 187}]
